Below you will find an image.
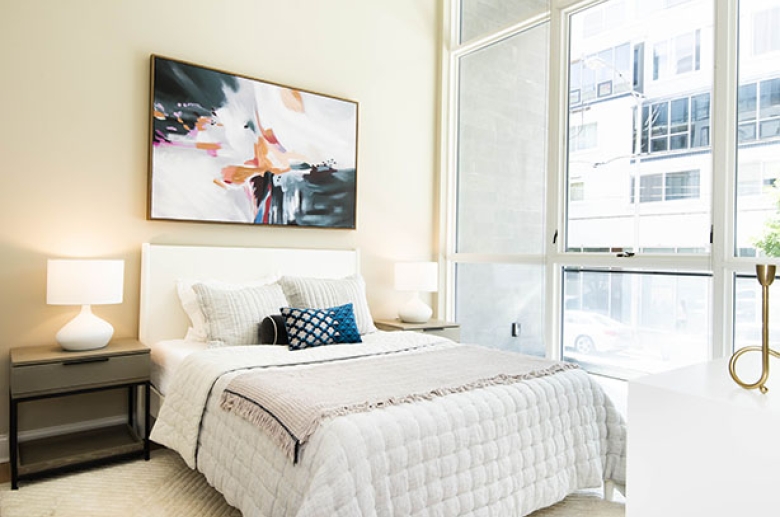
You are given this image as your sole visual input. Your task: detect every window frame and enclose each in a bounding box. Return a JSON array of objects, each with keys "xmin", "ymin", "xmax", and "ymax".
[{"xmin": 441, "ymin": 0, "xmax": 776, "ymax": 369}]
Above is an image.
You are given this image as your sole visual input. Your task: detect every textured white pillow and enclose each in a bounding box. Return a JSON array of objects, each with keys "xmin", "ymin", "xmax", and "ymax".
[
  {"xmin": 177, "ymin": 277, "xmax": 278, "ymax": 342},
  {"xmin": 279, "ymin": 275, "xmax": 377, "ymax": 335},
  {"xmin": 191, "ymin": 281, "xmax": 287, "ymax": 346}
]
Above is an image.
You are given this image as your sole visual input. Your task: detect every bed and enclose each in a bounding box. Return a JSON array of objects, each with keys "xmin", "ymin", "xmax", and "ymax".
[{"xmin": 140, "ymin": 243, "xmax": 626, "ymax": 517}]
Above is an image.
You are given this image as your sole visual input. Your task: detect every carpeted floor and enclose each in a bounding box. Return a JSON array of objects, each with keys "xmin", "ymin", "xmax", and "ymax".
[{"xmin": 0, "ymin": 449, "xmax": 625, "ymax": 516}]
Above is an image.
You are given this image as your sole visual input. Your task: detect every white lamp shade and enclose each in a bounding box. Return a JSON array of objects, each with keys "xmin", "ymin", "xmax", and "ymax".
[
  {"xmin": 47, "ymin": 259, "xmax": 124, "ymax": 351},
  {"xmin": 47, "ymin": 259, "xmax": 124, "ymax": 305},
  {"xmin": 394, "ymin": 262, "xmax": 438, "ymax": 292}
]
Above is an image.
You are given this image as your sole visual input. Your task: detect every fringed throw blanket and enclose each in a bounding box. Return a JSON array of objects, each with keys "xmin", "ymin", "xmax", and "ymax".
[{"xmin": 220, "ymin": 345, "xmax": 578, "ymax": 463}]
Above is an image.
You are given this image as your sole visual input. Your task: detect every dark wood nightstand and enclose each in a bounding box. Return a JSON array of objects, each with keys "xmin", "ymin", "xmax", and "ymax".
[
  {"xmin": 374, "ymin": 318, "xmax": 461, "ymax": 342},
  {"xmin": 9, "ymin": 338, "xmax": 151, "ymax": 489}
]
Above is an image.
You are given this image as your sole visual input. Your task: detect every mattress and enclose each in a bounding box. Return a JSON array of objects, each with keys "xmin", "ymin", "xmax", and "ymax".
[
  {"xmin": 149, "ymin": 339, "xmax": 208, "ymax": 395},
  {"xmin": 151, "ymin": 332, "xmax": 626, "ymax": 517}
]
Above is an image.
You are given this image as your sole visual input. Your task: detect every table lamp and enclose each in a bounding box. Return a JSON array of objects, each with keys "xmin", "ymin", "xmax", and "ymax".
[
  {"xmin": 394, "ymin": 261, "xmax": 438, "ymax": 323},
  {"xmin": 47, "ymin": 259, "xmax": 124, "ymax": 351}
]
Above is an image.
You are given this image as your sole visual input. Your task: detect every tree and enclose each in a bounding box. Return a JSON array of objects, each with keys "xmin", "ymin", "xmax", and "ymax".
[{"xmin": 753, "ymin": 183, "xmax": 780, "ymax": 258}]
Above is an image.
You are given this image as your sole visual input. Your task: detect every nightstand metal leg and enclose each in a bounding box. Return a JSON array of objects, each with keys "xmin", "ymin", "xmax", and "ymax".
[
  {"xmin": 127, "ymin": 385, "xmax": 136, "ymax": 431},
  {"xmin": 9, "ymin": 395, "xmax": 18, "ymax": 490},
  {"xmin": 144, "ymin": 381, "xmax": 151, "ymax": 460}
]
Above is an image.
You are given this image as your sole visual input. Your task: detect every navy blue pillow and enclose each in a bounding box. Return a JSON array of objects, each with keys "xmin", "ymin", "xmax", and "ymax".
[
  {"xmin": 259, "ymin": 314, "xmax": 289, "ymax": 345},
  {"xmin": 281, "ymin": 303, "xmax": 362, "ymax": 350}
]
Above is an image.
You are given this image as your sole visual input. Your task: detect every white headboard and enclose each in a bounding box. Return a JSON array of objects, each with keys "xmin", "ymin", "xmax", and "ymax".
[{"xmin": 139, "ymin": 243, "xmax": 360, "ymax": 345}]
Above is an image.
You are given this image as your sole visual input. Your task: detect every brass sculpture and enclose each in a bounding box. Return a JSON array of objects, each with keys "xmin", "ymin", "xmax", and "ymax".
[{"xmin": 729, "ymin": 264, "xmax": 780, "ymax": 394}]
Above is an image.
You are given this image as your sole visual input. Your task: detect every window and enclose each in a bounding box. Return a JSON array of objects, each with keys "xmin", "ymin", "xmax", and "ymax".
[
  {"xmin": 759, "ymin": 78, "xmax": 780, "ymax": 139},
  {"xmin": 738, "ymin": 83, "xmax": 757, "ymax": 141},
  {"xmin": 753, "ymin": 6, "xmax": 780, "ymax": 55},
  {"xmin": 734, "ymin": 273, "xmax": 780, "ymax": 350},
  {"xmin": 570, "ymin": 122, "xmax": 597, "ymax": 150},
  {"xmin": 446, "ymin": 0, "xmax": 780, "ymax": 385},
  {"xmin": 571, "ymin": 43, "xmax": 632, "ymax": 105},
  {"xmin": 453, "ymin": 14, "xmax": 549, "ymax": 355},
  {"xmin": 640, "ymin": 174, "xmax": 663, "ymax": 202},
  {"xmin": 691, "ymin": 93, "xmax": 711, "ymax": 147},
  {"xmin": 653, "ymin": 42, "xmax": 667, "ymax": 81},
  {"xmin": 459, "ymin": 0, "xmax": 548, "ymax": 43},
  {"xmin": 736, "ymin": 162, "xmax": 763, "ymax": 196},
  {"xmin": 735, "ymin": 79, "xmax": 780, "ymax": 142},
  {"xmin": 581, "ymin": 0, "xmax": 626, "ymax": 38},
  {"xmin": 562, "ymin": 269, "xmax": 711, "ymax": 378},
  {"xmin": 650, "ymin": 102, "xmax": 669, "ymax": 151},
  {"xmin": 653, "ymin": 30, "xmax": 702, "ymax": 80},
  {"xmin": 456, "ymin": 27, "xmax": 548, "ymax": 256},
  {"xmin": 565, "ymin": 0, "xmax": 712, "ymax": 377},
  {"xmin": 735, "ymin": 0, "xmax": 780, "ymax": 256},
  {"xmin": 631, "ymin": 170, "xmax": 701, "ymax": 203},
  {"xmin": 666, "ymin": 170, "xmax": 700, "ymax": 200},
  {"xmin": 640, "ymin": 93, "xmax": 710, "ymax": 155},
  {"xmin": 570, "ymin": 181, "xmax": 585, "ymax": 201}
]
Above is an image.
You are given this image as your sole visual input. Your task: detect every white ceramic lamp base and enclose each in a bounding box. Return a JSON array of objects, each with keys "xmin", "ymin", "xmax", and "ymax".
[
  {"xmin": 56, "ymin": 305, "xmax": 114, "ymax": 351},
  {"xmin": 398, "ymin": 293, "xmax": 432, "ymax": 323}
]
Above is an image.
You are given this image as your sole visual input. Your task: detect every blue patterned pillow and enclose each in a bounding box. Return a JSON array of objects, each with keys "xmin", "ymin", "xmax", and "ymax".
[
  {"xmin": 281, "ymin": 303, "xmax": 362, "ymax": 350},
  {"xmin": 330, "ymin": 303, "xmax": 362, "ymax": 344}
]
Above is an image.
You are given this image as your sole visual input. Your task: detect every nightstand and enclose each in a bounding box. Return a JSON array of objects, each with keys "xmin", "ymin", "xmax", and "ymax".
[
  {"xmin": 374, "ymin": 318, "xmax": 461, "ymax": 342},
  {"xmin": 9, "ymin": 338, "xmax": 151, "ymax": 489}
]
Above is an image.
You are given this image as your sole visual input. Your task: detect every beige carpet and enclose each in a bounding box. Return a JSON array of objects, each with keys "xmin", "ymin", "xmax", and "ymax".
[{"xmin": 0, "ymin": 449, "xmax": 625, "ymax": 516}]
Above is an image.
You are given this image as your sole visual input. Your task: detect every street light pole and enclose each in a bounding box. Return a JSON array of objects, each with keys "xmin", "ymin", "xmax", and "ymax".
[{"xmin": 583, "ymin": 55, "xmax": 645, "ymax": 253}]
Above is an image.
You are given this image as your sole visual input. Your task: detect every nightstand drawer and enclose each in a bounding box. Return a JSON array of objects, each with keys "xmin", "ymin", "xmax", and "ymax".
[{"xmin": 11, "ymin": 353, "xmax": 150, "ymax": 397}]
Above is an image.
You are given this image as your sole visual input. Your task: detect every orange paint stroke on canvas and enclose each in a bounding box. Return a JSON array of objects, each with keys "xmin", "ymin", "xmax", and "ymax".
[
  {"xmin": 195, "ymin": 116, "xmax": 212, "ymax": 131},
  {"xmin": 196, "ymin": 142, "xmax": 221, "ymax": 151},
  {"xmin": 280, "ymin": 88, "xmax": 305, "ymax": 113},
  {"xmin": 221, "ymin": 165, "xmax": 266, "ymax": 184}
]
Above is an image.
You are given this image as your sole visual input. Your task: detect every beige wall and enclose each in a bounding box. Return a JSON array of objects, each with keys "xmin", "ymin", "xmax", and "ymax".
[{"xmin": 0, "ymin": 0, "xmax": 441, "ymax": 438}]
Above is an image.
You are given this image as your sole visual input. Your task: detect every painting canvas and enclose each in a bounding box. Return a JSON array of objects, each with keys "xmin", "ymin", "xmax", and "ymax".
[{"xmin": 148, "ymin": 55, "xmax": 358, "ymax": 228}]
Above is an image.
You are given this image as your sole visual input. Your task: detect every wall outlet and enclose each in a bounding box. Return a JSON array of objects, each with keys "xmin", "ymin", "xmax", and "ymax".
[{"xmin": 511, "ymin": 322, "xmax": 521, "ymax": 337}]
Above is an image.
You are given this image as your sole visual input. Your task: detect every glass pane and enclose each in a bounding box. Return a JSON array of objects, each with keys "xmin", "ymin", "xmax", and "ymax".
[
  {"xmin": 651, "ymin": 102, "xmax": 669, "ymax": 136},
  {"xmin": 759, "ymin": 118, "xmax": 780, "ymax": 139},
  {"xmin": 640, "ymin": 174, "xmax": 663, "ymax": 202},
  {"xmin": 737, "ymin": 162, "xmax": 761, "ymax": 196},
  {"xmin": 670, "ymin": 98, "xmax": 689, "ymax": 133},
  {"xmin": 567, "ymin": 0, "xmax": 713, "ymax": 253},
  {"xmin": 670, "ymin": 134, "xmax": 688, "ymax": 150},
  {"xmin": 738, "ymin": 122, "xmax": 757, "ymax": 142},
  {"xmin": 752, "ymin": 5, "xmax": 780, "ymax": 54},
  {"xmin": 563, "ymin": 270, "xmax": 711, "ymax": 379},
  {"xmin": 459, "ymin": 0, "xmax": 548, "ymax": 43},
  {"xmin": 738, "ymin": 83, "xmax": 757, "ymax": 122},
  {"xmin": 675, "ymin": 32, "xmax": 695, "ymax": 74},
  {"xmin": 457, "ymin": 25, "xmax": 549, "ymax": 254},
  {"xmin": 570, "ymin": 60, "xmax": 582, "ymax": 94},
  {"xmin": 455, "ymin": 263, "xmax": 545, "ymax": 357},
  {"xmin": 570, "ymin": 181, "xmax": 585, "ymax": 201},
  {"xmin": 666, "ymin": 170, "xmax": 700, "ymax": 200},
  {"xmin": 651, "ymin": 137, "xmax": 668, "ymax": 152},
  {"xmin": 691, "ymin": 93, "xmax": 710, "ymax": 147},
  {"xmin": 759, "ymin": 78, "xmax": 780, "ymax": 120},
  {"xmin": 735, "ymin": 0, "xmax": 780, "ymax": 257},
  {"xmin": 734, "ymin": 272, "xmax": 780, "ymax": 351},
  {"xmin": 653, "ymin": 42, "xmax": 667, "ymax": 80}
]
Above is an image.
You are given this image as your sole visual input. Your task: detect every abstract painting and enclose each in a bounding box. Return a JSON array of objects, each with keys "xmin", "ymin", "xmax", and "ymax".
[{"xmin": 148, "ymin": 55, "xmax": 358, "ymax": 228}]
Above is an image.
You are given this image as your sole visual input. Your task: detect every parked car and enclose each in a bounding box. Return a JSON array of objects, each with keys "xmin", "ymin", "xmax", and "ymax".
[{"xmin": 563, "ymin": 310, "xmax": 636, "ymax": 354}]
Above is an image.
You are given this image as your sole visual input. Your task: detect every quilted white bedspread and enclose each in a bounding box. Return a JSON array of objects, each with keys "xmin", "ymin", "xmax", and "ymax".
[{"xmin": 151, "ymin": 332, "xmax": 626, "ymax": 517}]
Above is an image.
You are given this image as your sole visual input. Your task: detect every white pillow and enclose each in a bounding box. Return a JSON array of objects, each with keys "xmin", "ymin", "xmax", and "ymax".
[
  {"xmin": 279, "ymin": 275, "xmax": 377, "ymax": 335},
  {"xmin": 192, "ymin": 282, "xmax": 288, "ymax": 346},
  {"xmin": 177, "ymin": 276, "xmax": 278, "ymax": 342}
]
